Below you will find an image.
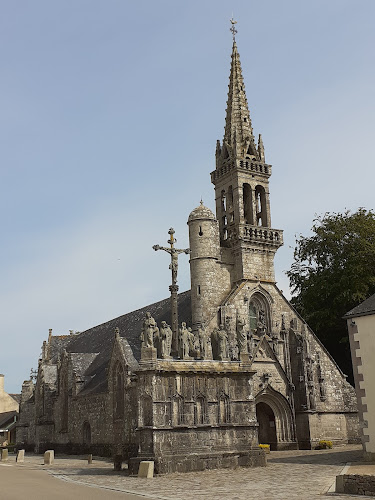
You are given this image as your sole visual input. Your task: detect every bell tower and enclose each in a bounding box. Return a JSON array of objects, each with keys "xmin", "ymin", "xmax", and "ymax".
[{"xmin": 211, "ymin": 22, "xmax": 283, "ymax": 283}]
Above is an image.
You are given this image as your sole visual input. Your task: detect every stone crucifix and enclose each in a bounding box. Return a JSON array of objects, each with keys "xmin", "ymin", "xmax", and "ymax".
[{"xmin": 153, "ymin": 228, "xmax": 190, "ymax": 357}]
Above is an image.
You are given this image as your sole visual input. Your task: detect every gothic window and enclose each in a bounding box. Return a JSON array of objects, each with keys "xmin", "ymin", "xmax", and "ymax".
[
  {"xmin": 227, "ymin": 185, "xmax": 233, "ymax": 211},
  {"xmin": 218, "ymin": 394, "xmax": 230, "ymax": 423},
  {"xmin": 249, "ymin": 303, "xmax": 257, "ymax": 331},
  {"xmin": 243, "ymin": 183, "xmax": 253, "ymax": 225},
  {"xmin": 221, "ymin": 190, "xmax": 226, "ymax": 212},
  {"xmin": 249, "ymin": 293, "xmax": 271, "ymax": 333},
  {"xmin": 171, "ymin": 395, "xmax": 184, "ymax": 426},
  {"xmin": 83, "ymin": 421, "xmax": 91, "ymax": 445},
  {"xmin": 255, "ymin": 185, "xmax": 268, "ymax": 227},
  {"xmin": 141, "ymin": 395, "xmax": 153, "ymax": 427},
  {"xmin": 61, "ymin": 373, "xmax": 69, "ymax": 431},
  {"xmin": 38, "ymin": 380, "xmax": 45, "ymax": 418},
  {"xmin": 113, "ymin": 363, "xmax": 125, "ymax": 420},
  {"xmin": 195, "ymin": 396, "xmax": 206, "ymax": 425}
]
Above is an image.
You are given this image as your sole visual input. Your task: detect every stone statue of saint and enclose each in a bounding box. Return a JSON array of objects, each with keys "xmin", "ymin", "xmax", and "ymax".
[
  {"xmin": 141, "ymin": 312, "xmax": 158, "ymax": 348},
  {"xmin": 236, "ymin": 317, "xmax": 248, "ymax": 354},
  {"xmin": 159, "ymin": 321, "xmax": 172, "ymax": 358},
  {"xmin": 197, "ymin": 323, "xmax": 212, "ymax": 359},
  {"xmin": 179, "ymin": 322, "xmax": 190, "ymax": 359},
  {"xmin": 217, "ymin": 324, "xmax": 229, "ymax": 360},
  {"xmin": 187, "ymin": 327, "xmax": 196, "ymax": 355}
]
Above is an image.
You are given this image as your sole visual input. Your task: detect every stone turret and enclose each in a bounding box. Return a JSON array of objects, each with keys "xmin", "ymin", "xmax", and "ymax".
[{"xmin": 188, "ymin": 202, "xmax": 229, "ymax": 330}]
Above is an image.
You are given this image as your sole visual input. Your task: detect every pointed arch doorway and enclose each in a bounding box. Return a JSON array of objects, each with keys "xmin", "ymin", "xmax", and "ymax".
[
  {"xmin": 256, "ymin": 402, "xmax": 277, "ymax": 449},
  {"xmin": 255, "ymin": 387, "xmax": 297, "ymax": 451}
]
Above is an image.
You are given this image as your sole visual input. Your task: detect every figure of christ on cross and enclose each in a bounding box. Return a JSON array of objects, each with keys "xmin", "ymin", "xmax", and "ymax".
[{"xmin": 153, "ymin": 228, "xmax": 190, "ymax": 357}]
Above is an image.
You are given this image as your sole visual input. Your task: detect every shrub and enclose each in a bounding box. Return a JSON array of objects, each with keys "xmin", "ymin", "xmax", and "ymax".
[{"xmin": 316, "ymin": 440, "xmax": 333, "ymax": 450}]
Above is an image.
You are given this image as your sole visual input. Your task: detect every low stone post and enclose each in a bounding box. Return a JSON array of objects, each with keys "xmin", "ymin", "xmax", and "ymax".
[
  {"xmin": 88, "ymin": 454, "xmax": 93, "ymax": 464},
  {"xmin": 44, "ymin": 450, "xmax": 54, "ymax": 465},
  {"xmin": 138, "ymin": 460, "xmax": 154, "ymax": 478},
  {"xmin": 1, "ymin": 449, "xmax": 8, "ymax": 462},
  {"xmin": 113, "ymin": 454, "xmax": 122, "ymax": 471},
  {"xmin": 16, "ymin": 450, "xmax": 25, "ymax": 463}
]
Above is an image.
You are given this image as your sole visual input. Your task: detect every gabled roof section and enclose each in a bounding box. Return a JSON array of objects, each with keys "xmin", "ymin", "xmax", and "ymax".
[
  {"xmin": 344, "ymin": 293, "xmax": 375, "ymax": 319},
  {"xmin": 223, "ymin": 41, "xmax": 258, "ymax": 159}
]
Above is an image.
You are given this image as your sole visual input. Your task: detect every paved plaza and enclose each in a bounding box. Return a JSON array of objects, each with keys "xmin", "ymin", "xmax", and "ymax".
[{"xmin": 1, "ymin": 444, "xmax": 373, "ymax": 499}]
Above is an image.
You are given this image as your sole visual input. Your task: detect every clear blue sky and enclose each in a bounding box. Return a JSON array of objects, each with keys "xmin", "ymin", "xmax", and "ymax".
[{"xmin": 1, "ymin": 1, "xmax": 374, "ymax": 393}]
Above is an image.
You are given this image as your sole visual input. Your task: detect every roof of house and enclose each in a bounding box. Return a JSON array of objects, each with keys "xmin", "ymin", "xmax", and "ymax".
[
  {"xmin": 344, "ymin": 293, "xmax": 375, "ymax": 319},
  {"xmin": 0, "ymin": 410, "xmax": 18, "ymax": 429},
  {"xmin": 9, "ymin": 394, "xmax": 20, "ymax": 404},
  {"xmin": 49, "ymin": 290, "xmax": 192, "ymax": 395}
]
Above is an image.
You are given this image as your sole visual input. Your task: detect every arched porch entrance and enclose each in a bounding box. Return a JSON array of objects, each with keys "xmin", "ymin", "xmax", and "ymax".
[{"xmin": 255, "ymin": 386, "xmax": 297, "ymax": 450}]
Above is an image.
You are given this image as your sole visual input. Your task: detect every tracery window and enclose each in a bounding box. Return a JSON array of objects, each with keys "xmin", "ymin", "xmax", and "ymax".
[
  {"xmin": 218, "ymin": 394, "xmax": 230, "ymax": 423},
  {"xmin": 195, "ymin": 396, "xmax": 206, "ymax": 425},
  {"xmin": 61, "ymin": 373, "xmax": 69, "ymax": 431},
  {"xmin": 83, "ymin": 421, "xmax": 91, "ymax": 445},
  {"xmin": 113, "ymin": 363, "xmax": 124, "ymax": 420},
  {"xmin": 248, "ymin": 293, "xmax": 271, "ymax": 333},
  {"xmin": 171, "ymin": 394, "xmax": 184, "ymax": 426}
]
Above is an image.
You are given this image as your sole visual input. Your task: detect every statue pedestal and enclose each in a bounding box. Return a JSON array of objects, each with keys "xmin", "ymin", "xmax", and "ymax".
[
  {"xmin": 240, "ymin": 352, "xmax": 250, "ymax": 363},
  {"xmin": 141, "ymin": 347, "xmax": 157, "ymax": 364}
]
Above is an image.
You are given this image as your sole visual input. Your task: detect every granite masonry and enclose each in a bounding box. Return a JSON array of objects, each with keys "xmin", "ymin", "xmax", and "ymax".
[{"xmin": 17, "ymin": 31, "xmax": 359, "ymax": 474}]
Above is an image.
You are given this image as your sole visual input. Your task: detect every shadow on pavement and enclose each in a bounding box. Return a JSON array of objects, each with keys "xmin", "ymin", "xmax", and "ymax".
[{"xmin": 268, "ymin": 448, "xmax": 362, "ymax": 466}]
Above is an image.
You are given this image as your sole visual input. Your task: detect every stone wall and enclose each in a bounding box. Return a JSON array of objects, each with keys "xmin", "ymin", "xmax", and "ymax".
[
  {"xmin": 337, "ymin": 474, "xmax": 375, "ymax": 496},
  {"xmin": 130, "ymin": 358, "xmax": 264, "ymax": 474}
]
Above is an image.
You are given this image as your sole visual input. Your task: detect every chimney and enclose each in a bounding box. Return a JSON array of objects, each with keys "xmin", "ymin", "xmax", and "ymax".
[{"xmin": 0, "ymin": 374, "xmax": 4, "ymax": 394}]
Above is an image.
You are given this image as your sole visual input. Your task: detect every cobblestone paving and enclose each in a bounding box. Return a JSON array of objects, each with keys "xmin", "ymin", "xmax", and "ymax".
[{"xmin": 5, "ymin": 445, "xmax": 374, "ymax": 499}]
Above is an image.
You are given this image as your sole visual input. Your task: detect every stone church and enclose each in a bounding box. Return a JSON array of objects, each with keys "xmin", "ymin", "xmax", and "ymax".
[{"xmin": 17, "ymin": 31, "xmax": 359, "ymax": 474}]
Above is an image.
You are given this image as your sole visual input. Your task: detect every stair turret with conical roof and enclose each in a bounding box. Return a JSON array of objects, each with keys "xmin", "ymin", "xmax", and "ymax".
[{"xmin": 211, "ymin": 34, "xmax": 283, "ymax": 284}]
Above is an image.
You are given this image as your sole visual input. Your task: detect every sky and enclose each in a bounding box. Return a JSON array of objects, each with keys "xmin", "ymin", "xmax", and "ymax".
[{"xmin": 1, "ymin": 1, "xmax": 374, "ymax": 393}]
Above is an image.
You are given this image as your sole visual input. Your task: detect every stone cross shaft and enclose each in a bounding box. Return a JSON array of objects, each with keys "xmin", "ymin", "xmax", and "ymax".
[{"xmin": 153, "ymin": 228, "xmax": 190, "ymax": 356}]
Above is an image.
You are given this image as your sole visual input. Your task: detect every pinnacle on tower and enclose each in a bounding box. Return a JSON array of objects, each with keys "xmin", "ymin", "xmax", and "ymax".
[{"xmin": 223, "ymin": 40, "xmax": 258, "ymax": 160}]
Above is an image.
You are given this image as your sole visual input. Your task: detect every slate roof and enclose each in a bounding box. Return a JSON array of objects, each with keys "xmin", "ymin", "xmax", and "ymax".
[
  {"xmin": 48, "ymin": 335, "xmax": 73, "ymax": 363},
  {"xmin": 344, "ymin": 293, "xmax": 375, "ymax": 319},
  {"xmin": 57, "ymin": 290, "xmax": 192, "ymax": 395}
]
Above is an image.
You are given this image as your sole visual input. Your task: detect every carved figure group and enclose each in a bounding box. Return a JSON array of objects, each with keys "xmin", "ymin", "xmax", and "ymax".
[
  {"xmin": 140, "ymin": 307, "xmax": 276, "ymax": 362},
  {"xmin": 140, "ymin": 313, "xmax": 173, "ymax": 358}
]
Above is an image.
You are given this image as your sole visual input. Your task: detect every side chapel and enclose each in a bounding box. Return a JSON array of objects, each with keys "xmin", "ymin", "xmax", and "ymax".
[{"xmin": 17, "ymin": 26, "xmax": 359, "ymax": 474}]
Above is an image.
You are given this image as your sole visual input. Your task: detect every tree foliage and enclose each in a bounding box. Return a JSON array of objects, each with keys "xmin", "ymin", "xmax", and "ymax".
[{"xmin": 287, "ymin": 209, "xmax": 375, "ymax": 381}]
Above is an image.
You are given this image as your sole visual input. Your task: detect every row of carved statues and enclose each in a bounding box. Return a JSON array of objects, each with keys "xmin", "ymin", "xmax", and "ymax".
[{"xmin": 140, "ymin": 311, "xmax": 270, "ymax": 361}]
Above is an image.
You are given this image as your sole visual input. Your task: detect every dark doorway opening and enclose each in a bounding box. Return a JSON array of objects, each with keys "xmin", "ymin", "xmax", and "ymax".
[{"xmin": 256, "ymin": 402, "xmax": 277, "ymax": 450}]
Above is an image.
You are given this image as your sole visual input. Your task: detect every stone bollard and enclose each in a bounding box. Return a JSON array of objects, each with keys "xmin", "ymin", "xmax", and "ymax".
[
  {"xmin": 1, "ymin": 449, "xmax": 8, "ymax": 462},
  {"xmin": 138, "ymin": 461, "xmax": 154, "ymax": 478},
  {"xmin": 16, "ymin": 450, "xmax": 25, "ymax": 463},
  {"xmin": 88, "ymin": 454, "xmax": 93, "ymax": 464},
  {"xmin": 44, "ymin": 450, "xmax": 54, "ymax": 465},
  {"xmin": 113, "ymin": 454, "xmax": 122, "ymax": 471}
]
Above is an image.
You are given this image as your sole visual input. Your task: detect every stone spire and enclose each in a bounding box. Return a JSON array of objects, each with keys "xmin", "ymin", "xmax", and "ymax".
[{"xmin": 223, "ymin": 40, "xmax": 258, "ymax": 160}]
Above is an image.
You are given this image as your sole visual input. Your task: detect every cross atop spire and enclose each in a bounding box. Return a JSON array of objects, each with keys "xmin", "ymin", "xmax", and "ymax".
[
  {"xmin": 223, "ymin": 32, "xmax": 258, "ymax": 160},
  {"xmin": 230, "ymin": 17, "xmax": 237, "ymax": 41}
]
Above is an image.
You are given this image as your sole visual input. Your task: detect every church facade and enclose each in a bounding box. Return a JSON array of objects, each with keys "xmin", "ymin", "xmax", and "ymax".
[{"xmin": 17, "ymin": 34, "xmax": 359, "ymax": 473}]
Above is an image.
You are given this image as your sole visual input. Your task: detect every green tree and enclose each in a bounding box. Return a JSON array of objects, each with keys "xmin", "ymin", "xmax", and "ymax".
[{"xmin": 287, "ymin": 209, "xmax": 375, "ymax": 382}]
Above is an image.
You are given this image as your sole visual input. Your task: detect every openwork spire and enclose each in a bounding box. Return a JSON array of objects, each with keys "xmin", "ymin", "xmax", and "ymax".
[{"xmin": 223, "ymin": 30, "xmax": 258, "ymax": 159}]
